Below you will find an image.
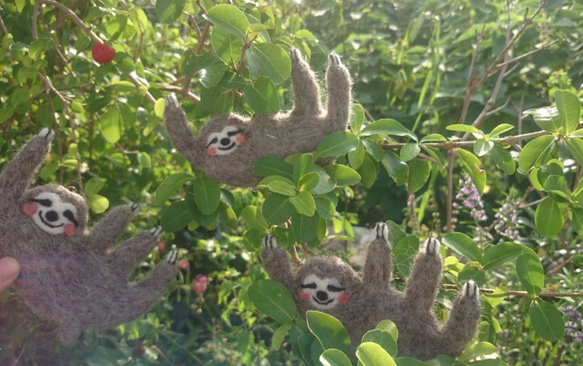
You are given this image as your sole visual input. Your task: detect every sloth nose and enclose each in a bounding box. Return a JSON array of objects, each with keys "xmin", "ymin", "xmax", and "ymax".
[
  {"xmin": 316, "ymin": 291, "xmax": 328, "ymax": 301},
  {"xmin": 45, "ymin": 211, "xmax": 59, "ymax": 222},
  {"xmin": 220, "ymin": 137, "xmax": 231, "ymax": 146}
]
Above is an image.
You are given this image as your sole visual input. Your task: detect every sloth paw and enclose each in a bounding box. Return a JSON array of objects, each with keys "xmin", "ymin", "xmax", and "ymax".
[
  {"xmin": 39, "ymin": 128, "xmax": 55, "ymax": 141},
  {"xmin": 165, "ymin": 249, "xmax": 178, "ymax": 265},
  {"xmin": 165, "ymin": 93, "xmax": 178, "ymax": 107},
  {"xmin": 463, "ymin": 280, "xmax": 479, "ymax": 299},
  {"xmin": 150, "ymin": 226, "xmax": 163, "ymax": 238},
  {"xmin": 375, "ymin": 222, "xmax": 388, "ymax": 241},
  {"xmin": 290, "ymin": 48, "xmax": 302, "ymax": 61},
  {"xmin": 262, "ymin": 234, "xmax": 277, "ymax": 249},
  {"xmin": 329, "ymin": 53, "xmax": 342, "ymax": 66},
  {"xmin": 129, "ymin": 202, "xmax": 139, "ymax": 213},
  {"xmin": 425, "ymin": 237, "xmax": 440, "ymax": 255}
]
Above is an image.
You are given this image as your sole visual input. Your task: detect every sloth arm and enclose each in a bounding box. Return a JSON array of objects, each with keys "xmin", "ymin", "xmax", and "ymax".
[
  {"xmin": 289, "ymin": 49, "xmax": 322, "ymax": 117},
  {"xmin": 362, "ymin": 224, "xmax": 392, "ymax": 290},
  {"xmin": 324, "ymin": 54, "xmax": 352, "ymax": 129},
  {"xmin": 261, "ymin": 241, "xmax": 295, "ymax": 291},
  {"xmin": 164, "ymin": 95, "xmax": 204, "ymax": 168},
  {"xmin": 85, "ymin": 204, "xmax": 137, "ymax": 253},
  {"xmin": 0, "ymin": 130, "xmax": 53, "ymax": 211}
]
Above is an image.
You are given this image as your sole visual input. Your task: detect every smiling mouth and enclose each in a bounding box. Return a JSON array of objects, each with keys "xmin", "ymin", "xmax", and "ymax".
[
  {"xmin": 38, "ymin": 211, "xmax": 64, "ymax": 229},
  {"xmin": 218, "ymin": 143, "xmax": 236, "ymax": 151},
  {"xmin": 313, "ymin": 297, "xmax": 334, "ymax": 306}
]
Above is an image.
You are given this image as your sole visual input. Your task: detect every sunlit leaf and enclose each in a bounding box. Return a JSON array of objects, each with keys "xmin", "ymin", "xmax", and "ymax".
[{"xmin": 249, "ymin": 279, "xmax": 297, "ymax": 324}]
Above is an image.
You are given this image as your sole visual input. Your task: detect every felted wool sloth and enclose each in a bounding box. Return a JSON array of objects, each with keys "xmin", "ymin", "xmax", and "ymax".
[
  {"xmin": 0, "ymin": 129, "xmax": 178, "ymax": 343},
  {"xmin": 261, "ymin": 222, "xmax": 481, "ymax": 360},
  {"xmin": 163, "ymin": 48, "xmax": 352, "ymax": 187}
]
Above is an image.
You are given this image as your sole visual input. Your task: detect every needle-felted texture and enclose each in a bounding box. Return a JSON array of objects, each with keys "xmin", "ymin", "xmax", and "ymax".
[
  {"xmin": 0, "ymin": 129, "xmax": 178, "ymax": 343},
  {"xmin": 164, "ymin": 48, "xmax": 352, "ymax": 187},
  {"xmin": 261, "ymin": 223, "xmax": 481, "ymax": 360}
]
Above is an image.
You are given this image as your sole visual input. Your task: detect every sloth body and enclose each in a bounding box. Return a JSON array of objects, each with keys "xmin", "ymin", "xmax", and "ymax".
[
  {"xmin": 164, "ymin": 49, "xmax": 352, "ymax": 187},
  {"xmin": 262, "ymin": 223, "xmax": 481, "ymax": 360},
  {"xmin": 0, "ymin": 130, "xmax": 177, "ymax": 343}
]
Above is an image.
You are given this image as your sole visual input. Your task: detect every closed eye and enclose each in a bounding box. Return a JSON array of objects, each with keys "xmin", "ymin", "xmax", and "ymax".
[
  {"xmin": 32, "ymin": 199, "xmax": 52, "ymax": 207},
  {"xmin": 327, "ymin": 285, "xmax": 345, "ymax": 292},
  {"xmin": 207, "ymin": 137, "xmax": 218, "ymax": 148},
  {"xmin": 301, "ymin": 283, "xmax": 317, "ymax": 289},
  {"xmin": 227, "ymin": 129, "xmax": 243, "ymax": 137},
  {"xmin": 63, "ymin": 210, "xmax": 79, "ymax": 227}
]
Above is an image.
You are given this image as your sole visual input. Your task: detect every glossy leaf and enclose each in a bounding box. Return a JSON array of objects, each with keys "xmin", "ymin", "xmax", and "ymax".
[
  {"xmin": 356, "ymin": 342, "xmax": 397, "ymax": 366},
  {"xmin": 362, "ymin": 329, "xmax": 397, "ymax": 356},
  {"xmin": 361, "ymin": 119, "xmax": 418, "ymax": 141},
  {"xmin": 482, "ymin": 242, "xmax": 522, "ymax": 271},
  {"xmin": 241, "ymin": 205, "xmax": 268, "ymax": 231},
  {"xmin": 206, "ymin": 4, "xmax": 249, "ymax": 40},
  {"xmin": 534, "ymin": 197, "xmax": 564, "ymax": 236},
  {"xmin": 400, "ymin": 143, "xmax": 420, "ymax": 162},
  {"xmin": 291, "ymin": 212, "xmax": 320, "ymax": 243},
  {"xmin": 254, "ymin": 155, "xmax": 294, "ymax": 180},
  {"xmin": 247, "ymin": 43, "xmax": 291, "ymax": 84},
  {"xmin": 555, "ymin": 89, "xmax": 581, "ymax": 134},
  {"xmin": 290, "ymin": 191, "xmax": 316, "ymax": 217},
  {"xmin": 516, "ymin": 247, "xmax": 544, "ymax": 296},
  {"xmin": 249, "ymin": 279, "xmax": 297, "ymax": 324},
  {"xmin": 306, "ymin": 311, "xmax": 351, "ymax": 356},
  {"xmin": 490, "ymin": 143, "xmax": 515, "ymax": 174},
  {"xmin": 263, "ymin": 193, "xmax": 294, "ymax": 225},
  {"xmin": 518, "ymin": 135, "xmax": 556, "ymax": 173},
  {"xmin": 211, "ymin": 27, "xmax": 243, "ymax": 64},
  {"xmin": 529, "ymin": 300, "xmax": 565, "ymax": 341},
  {"xmin": 193, "ymin": 176, "xmax": 221, "ymax": 215},
  {"xmin": 442, "ymin": 232, "xmax": 482, "ymax": 262},
  {"xmin": 155, "ymin": 172, "xmax": 194, "ymax": 206},
  {"xmin": 406, "ymin": 157, "xmax": 430, "ymax": 194},
  {"xmin": 315, "ymin": 131, "xmax": 359, "ymax": 158},
  {"xmin": 320, "ymin": 349, "xmax": 353, "ymax": 366},
  {"xmin": 325, "ymin": 165, "xmax": 361, "ymax": 186},
  {"xmin": 155, "ymin": 0, "xmax": 186, "ymax": 24},
  {"xmin": 160, "ymin": 200, "xmax": 191, "ymax": 232}
]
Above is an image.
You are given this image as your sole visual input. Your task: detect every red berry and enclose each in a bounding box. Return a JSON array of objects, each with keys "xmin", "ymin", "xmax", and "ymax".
[{"xmin": 92, "ymin": 42, "xmax": 115, "ymax": 64}]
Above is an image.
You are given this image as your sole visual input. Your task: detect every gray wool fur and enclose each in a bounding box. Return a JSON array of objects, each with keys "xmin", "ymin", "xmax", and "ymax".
[
  {"xmin": 0, "ymin": 129, "xmax": 178, "ymax": 343},
  {"xmin": 164, "ymin": 48, "xmax": 352, "ymax": 187},
  {"xmin": 261, "ymin": 222, "xmax": 481, "ymax": 360}
]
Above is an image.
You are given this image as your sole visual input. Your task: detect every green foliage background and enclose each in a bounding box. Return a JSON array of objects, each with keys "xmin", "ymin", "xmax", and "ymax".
[{"xmin": 0, "ymin": 0, "xmax": 582, "ymax": 364}]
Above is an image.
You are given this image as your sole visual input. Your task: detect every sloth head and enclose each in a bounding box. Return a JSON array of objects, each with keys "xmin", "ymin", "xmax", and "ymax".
[
  {"xmin": 295, "ymin": 256, "xmax": 361, "ymax": 311},
  {"xmin": 21, "ymin": 185, "xmax": 88, "ymax": 236},
  {"xmin": 197, "ymin": 116, "xmax": 248, "ymax": 157}
]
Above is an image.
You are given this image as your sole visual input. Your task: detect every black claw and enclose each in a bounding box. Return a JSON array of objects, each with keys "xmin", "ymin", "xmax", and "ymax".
[
  {"xmin": 166, "ymin": 249, "xmax": 178, "ymax": 265},
  {"xmin": 165, "ymin": 94, "xmax": 178, "ymax": 107},
  {"xmin": 290, "ymin": 48, "xmax": 301, "ymax": 61},
  {"xmin": 263, "ymin": 235, "xmax": 276, "ymax": 249},
  {"xmin": 329, "ymin": 53, "xmax": 341, "ymax": 66},
  {"xmin": 150, "ymin": 226, "xmax": 162, "ymax": 238},
  {"xmin": 129, "ymin": 203, "xmax": 139, "ymax": 212},
  {"xmin": 39, "ymin": 128, "xmax": 55, "ymax": 141},
  {"xmin": 375, "ymin": 222, "xmax": 387, "ymax": 240},
  {"xmin": 425, "ymin": 237, "xmax": 440, "ymax": 255},
  {"xmin": 464, "ymin": 280, "xmax": 479, "ymax": 298}
]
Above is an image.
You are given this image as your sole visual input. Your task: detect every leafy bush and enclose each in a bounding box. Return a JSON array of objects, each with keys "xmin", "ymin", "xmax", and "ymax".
[{"xmin": 0, "ymin": 0, "xmax": 582, "ymax": 364}]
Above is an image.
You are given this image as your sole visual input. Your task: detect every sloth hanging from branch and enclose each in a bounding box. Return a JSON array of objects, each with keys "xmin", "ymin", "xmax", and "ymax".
[
  {"xmin": 164, "ymin": 48, "xmax": 352, "ymax": 187},
  {"xmin": 261, "ymin": 222, "xmax": 481, "ymax": 360},
  {"xmin": 0, "ymin": 129, "xmax": 178, "ymax": 343}
]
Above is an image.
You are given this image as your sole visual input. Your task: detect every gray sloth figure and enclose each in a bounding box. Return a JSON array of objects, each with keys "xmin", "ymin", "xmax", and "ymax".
[
  {"xmin": 0, "ymin": 129, "xmax": 178, "ymax": 343},
  {"xmin": 262, "ymin": 222, "xmax": 481, "ymax": 360},
  {"xmin": 164, "ymin": 48, "xmax": 352, "ymax": 187}
]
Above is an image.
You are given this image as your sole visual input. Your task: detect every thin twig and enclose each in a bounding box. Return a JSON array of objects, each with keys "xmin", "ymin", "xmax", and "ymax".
[{"xmin": 443, "ymin": 283, "xmax": 583, "ymax": 298}]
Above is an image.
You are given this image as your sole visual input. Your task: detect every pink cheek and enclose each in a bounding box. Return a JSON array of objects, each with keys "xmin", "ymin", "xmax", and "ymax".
[
  {"xmin": 207, "ymin": 146, "xmax": 216, "ymax": 157},
  {"xmin": 299, "ymin": 291, "xmax": 310, "ymax": 302},
  {"xmin": 22, "ymin": 202, "xmax": 38, "ymax": 217},
  {"xmin": 337, "ymin": 293, "xmax": 349, "ymax": 305},
  {"xmin": 64, "ymin": 224, "xmax": 77, "ymax": 237},
  {"xmin": 236, "ymin": 134, "xmax": 247, "ymax": 145}
]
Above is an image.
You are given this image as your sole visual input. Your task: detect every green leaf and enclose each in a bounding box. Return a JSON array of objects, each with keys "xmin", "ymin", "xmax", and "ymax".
[
  {"xmin": 160, "ymin": 200, "xmax": 192, "ymax": 232},
  {"xmin": 348, "ymin": 140, "xmax": 366, "ymax": 169},
  {"xmin": 247, "ymin": 43, "xmax": 291, "ymax": 84},
  {"xmin": 211, "ymin": 27, "xmax": 243, "ymax": 65},
  {"xmin": 534, "ymin": 197, "xmax": 564, "ymax": 236},
  {"xmin": 474, "ymin": 138, "xmax": 494, "ymax": 156},
  {"xmin": 320, "ymin": 348, "xmax": 353, "ymax": 366},
  {"xmin": 325, "ymin": 165, "xmax": 361, "ymax": 186},
  {"xmin": 446, "ymin": 124, "xmax": 482, "ymax": 135},
  {"xmin": 361, "ymin": 329, "xmax": 397, "ymax": 357},
  {"xmin": 206, "ymin": 4, "xmax": 250, "ymax": 40},
  {"xmin": 241, "ymin": 205, "xmax": 268, "ymax": 231},
  {"xmin": 155, "ymin": 172, "xmax": 194, "ymax": 206},
  {"xmin": 357, "ymin": 152, "xmax": 379, "ymax": 188},
  {"xmin": 518, "ymin": 135, "xmax": 556, "ymax": 173},
  {"xmin": 101, "ymin": 105, "xmax": 122, "ymax": 143},
  {"xmin": 308, "ymin": 165, "xmax": 336, "ymax": 195},
  {"xmin": 516, "ymin": 248, "xmax": 544, "ymax": 296},
  {"xmin": 306, "ymin": 311, "xmax": 351, "ymax": 356},
  {"xmin": 298, "ymin": 172, "xmax": 320, "ymax": 192},
  {"xmin": 290, "ymin": 191, "xmax": 316, "ymax": 217},
  {"xmin": 271, "ymin": 323, "xmax": 290, "ymax": 350},
  {"xmin": 458, "ymin": 341, "xmax": 500, "ymax": 362},
  {"xmin": 85, "ymin": 177, "xmax": 106, "ymax": 197},
  {"xmin": 199, "ymin": 63, "xmax": 228, "ymax": 89},
  {"xmin": 291, "ymin": 212, "xmax": 320, "ymax": 243},
  {"xmin": 442, "ymin": 232, "xmax": 482, "ymax": 262},
  {"xmin": 394, "ymin": 357, "xmax": 428, "ymax": 366},
  {"xmin": 314, "ymin": 196, "xmax": 336, "ymax": 220},
  {"xmin": 88, "ymin": 194, "xmax": 109, "ymax": 214},
  {"xmin": 529, "ymin": 300, "xmax": 565, "ymax": 341},
  {"xmin": 355, "ymin": 342, "xmax": 396, "ymax": 366},
  {"xmin": 293, "ymin": 153, "xmax": 315, "ymax": 184},
  {"xmin": 482, "ymin": 242, "xmax": 522, "ymax": 271},
  {"xmin": 490, "ymin": 143, "xmax": 515, "ymax": 174},
  {"xmin": 564, "ymin": 137, "xmax": 583, "ymax": 167},
  {"xmin": 155, "ymin": 0, "xmax": 186, "ymax": 23},
  {"xmin": 254, "ymin": 155, "xmax": 293, "ymax": 180},
  {"xmin": 249, "ymin": 279, "xmax": 297, "ymax": 324},
  {"xmin": 361, "ymin": 119, "xmax": 417, "ymax": 141},
  {"xmin": 375, "ymin": 319, "xmax": 398, "ymax": 342},
  {"xmin": 555, "ymin": 90, "xmax": 581, "ymax": 134},
  {"xmin": 193, "ymin": 176, "xmax": 221, "ymax": 215},
  {"xmin": 407, "ymin": 158, "xmax": 430, "ymax": 194},
  {"xmin": 244, "ymin": 77, "xmax": 280, "ymax": 114},
  {"xmin": 400, "ymin": 143, "xmax": 420, "ymax": 162},
  {"xmin": 382, "ymin": 151, "xmax": 408, "ymax": 185},
  {"xmin": 315, "ymin": 131, "xmax": 359, "ymax": 158},
  {"xmin": 350, "ymin": 104, "xmax": 365, "ymax": 132},
  {"xmin": 266, "ymin": 178, "xmax": 297, "ymax": 196},
  {"xmin": 457, "ymin": 149, "xmax": 485, "ymax": 193},
  {"xmin": 263, "ymin": 193, "xmax": 294, "ymax": 225}
]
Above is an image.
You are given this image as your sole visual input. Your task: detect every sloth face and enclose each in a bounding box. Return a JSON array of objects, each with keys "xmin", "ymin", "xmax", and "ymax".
[
  {"xmin": 21, "ymin": 191, "xmax": 79, "ymax": 236},
  {"xmin": 206, "ymin": 126, "xmax": 247, "ymax": 157},
  {"xmin": 299, "ymin": 274, "xmax": 349, "ymax": 310}
]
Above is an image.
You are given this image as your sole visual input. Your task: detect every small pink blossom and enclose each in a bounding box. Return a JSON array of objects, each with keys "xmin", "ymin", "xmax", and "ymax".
[
  {"xmin": 156, "ymin": 240, "xmax": 166, "ymax": 254},
  {"xmin": 178, "ymin": 259, "xmax": 190, "ymax": 271},
  {"xmin": 193, "ymin": 274, "xmax": 208, "ymax": 295}
]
